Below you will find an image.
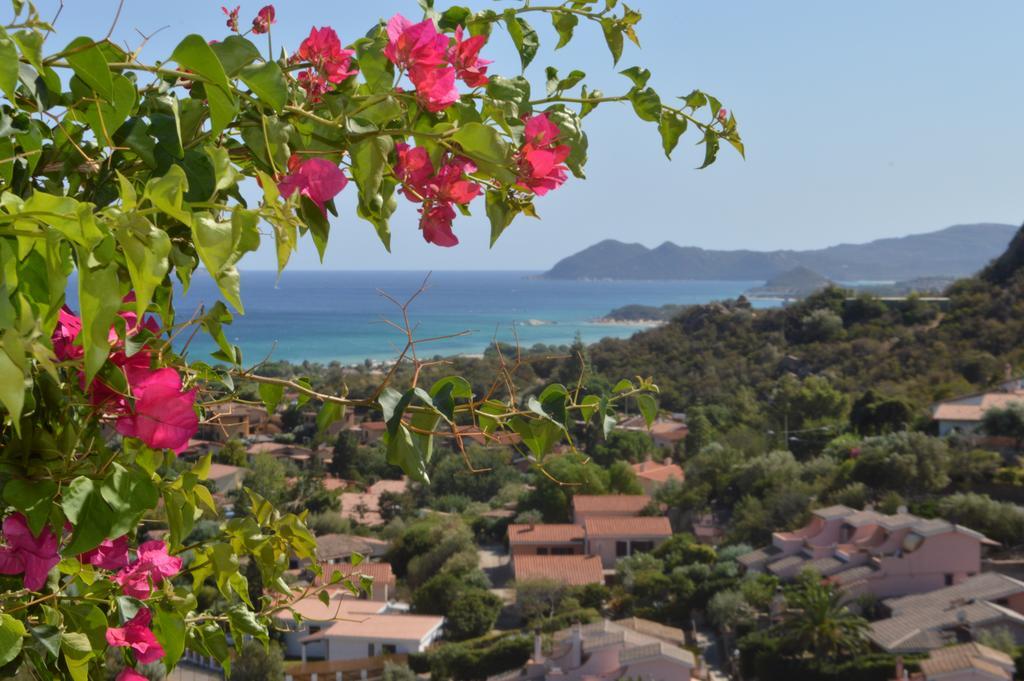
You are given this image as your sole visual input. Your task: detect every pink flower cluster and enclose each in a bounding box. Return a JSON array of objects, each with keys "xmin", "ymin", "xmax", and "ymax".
[
  {"xmin": 221, "ymin": 5, "xmax": 274, "ymax": 35},
  {"xmin": 114, "ymin": 540, "xmax": 183, "ymax": 599},
  {"xmin": 395, "ymin": 143, "xmax": 482, "ymax": 246},
  {"xmin": 107, "ymin": 608, "xmax": 165, "ymax": 664},
  {"xmin": 385, "ymin": 14, "xmax": 490, "ymax": 112},
  {"xmin": 515, "ymin": 113, "xmax": 570, "ymax": 196},
  {"xmin": 294, "ymin": 27, "xmax": 358, "ymax": 103},
  {"xmin": 52, "ymin": 300, "xmax": 198, "ymax": 454},
  {"xmin": 278, "ymin": 155, "xmax": 348, "ymax": 215},
  {"xmin": 0, "ymin": 514, "xmax": 60, "ymax": 590}
]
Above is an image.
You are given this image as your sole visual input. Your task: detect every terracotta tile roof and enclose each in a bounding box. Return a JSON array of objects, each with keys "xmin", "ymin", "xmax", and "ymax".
[
  {"xmin": 507, "ymin": 523, "xmax": 585, "ymax": 545},
  {"xmin": 339, "ymin": 492, "xmax": 383, "ymax": 526},
  {"xmin": 630, "ymin": 460, "xmax": 684, "ymax": 484},
  {"xmin": 612, "ymin": 618, "xmax": 685, "ymax": 647},
  {"xmin": 367, "ymin": 478, "xmax": 408, "ymax": 495},
  {"xmin": 301, "ymin": 613, "xmax": 444, "ymax": 643},
  {"xmin": 933, "ymin": 390, "xmax": 1024, "ymax": 422},
  {"xmin": 316, "ymin": 533, "xmax": 390, "ymax": 561},
  {"xmin": 206, "ymin": 462, "xmax": 243, "ymax": 481},
  {"xmin": 572, "ymin": 494, "xmax": 651, "ymax": 515},
  {"xmin": 870, "ymin": 600, "xmax": 1024, "ymax": 653},
  {"xmin": 513, "ymin": 555, "xmax": 604, "ymax": 586},
  {"xmin": 919, "ymin": 643, "xmax": 1014, "ymax": 678},
  {"xmin": 314, "ymin": 560, "xmax": 395, "ymax": 590},
  {"xmin": 279, "ymin": 595, "xmax": 386, "ymax": 622},
  {"xmin": 583, "ymin": 516, "xmax": 672, "ymax": 539}
]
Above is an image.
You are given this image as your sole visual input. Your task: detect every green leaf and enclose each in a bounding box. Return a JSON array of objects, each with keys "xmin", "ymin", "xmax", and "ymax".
[
  {"xmin": 82, "ymin": 74, "xmax": 136, "ymax": 147},
  {"xmin": 299, "ymin": 195, "xmax": 330, "ymax": 262},
  {"xmin": 0, "ymin": 28, "xmax": 20, "ymax": 103},
  {"xmin": 30, "ymin": 623, "xmax": 61, "ymax": 659},
  {"xmin": 171, "ymin": 34, "xmax": 237, "ymax": 137},
  {"xmin": 64, "ymin": 36, "xmax": 113, "ymax": 100},
  {"xmin": 258, "ymin": 383, "xmax": 283, "ymax": 415},
  {"xmin": 657, "ymin": 110, "xmax": 687, "ymax": 159},
  {"xmin": 579, "ymin": 394, "xmax": 601, "ymax": 423},
  {"xmin": 682, "ymin": 89, "xmax": 707, "ymax": 111},
  {"xmin": 698, "ymin": 129, "xmax": 719, "ymax": 169},
  {"xmin": 191, "ymin": 213, "xmax": 245, "ymax": 312},
  {"xmin": 77, "ymin": 258, "xmax": 121, "ymax": 383},
  {"xmin": 551, "ymin": 12, "xmax": 578, "ymax": 49},
  {"xmin": 438, "ymin": 6, "xmax": 471, "ymax": 30},
  {"xmin": 209, "ymin": 35, "xmax": 261, "ymax": 76},
  {"xmin": 62, "ymin": 476, "xmax": 116, "ymax": 556},
  {"xmin": 3, "ymin": 479, "xmax": 57, "ymax": 535},
  {"xmin": 116, "ymin": 215, "xmax": 170, "ymax": 320},
  {"xmin": 226, "ymin": 604, "xmax": 267, "ymax": 652},
  {"xmin": 316, "ymin": 401, "xmax": 344, "ymax": 436},
  {"xmin": 601, "ymin": 19, "xmax": 624, "ymax": 65},
  {"xmin": 612, "ymin": 379, "xmax": 633, "ymax": 394},
  {"xmin": 144, "ymin": 165, "xmax": 191, "ymax": 224},
  {"xmin": 619, "ymin": 66, "xmax": 650, "ymax": 89},
  {"xmin": 636, "ymin": 393, "xmax": 658, "ymax": 428},
  {"xmin": 240, "ymin": 61, "xmax": 288, "ymax": 112},
  {"xmin": 100, "ymin": 464, "xmax": 159, "ymax": 536},
  {"xmin": 509, "ymin": 416, "xmax": 563, "ymax": 458},
  {"xmin": 385, "ymin": 423, "xmax": 430, "ymax": 484},
  {"xmin": 0, "ymin": 347, "xmax": 25, "ymax": 431},
  {"xmin": 629, "ymin": 86, "xmax": 661, "ymax": 122},
  {"xmin": 153, "ymin": 606, "xmax": 186, "ymax": 671},
  {"xmin": 353, "ymin": 34, "xmax": 394, "ymax": 92},
  {"xmin": 485, "ymin": 189, "xmax": 515, "ymax": 246},
  {"xmin": 503, "ymin": 12, "xmax": 539, "ymax": 70},
  {"xmin": 0, "ymin": 613, "xmax": 25, "ymax": 667},
  {"xmin": 61, "ymin": 632, "xmax": 92, "ymax": 681},
  {"xmin": 452, "ymin": 122, "xmax": 512, "ymax": 176}
]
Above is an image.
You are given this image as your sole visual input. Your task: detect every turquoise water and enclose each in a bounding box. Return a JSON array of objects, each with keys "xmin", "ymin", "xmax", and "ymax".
[{"xmin": 163, "ymin": 271, "xmax": 775, "ymax": 364}]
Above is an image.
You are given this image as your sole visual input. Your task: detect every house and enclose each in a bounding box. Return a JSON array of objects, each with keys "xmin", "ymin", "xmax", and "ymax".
[
  {"xmin": 630, "ymin": 458, "xmax": 684, "ymax": 495},
  {"xmin": 246, "ymin": 441, "xmax": 317, "ymax": 468},
  {"xmin": 739, "ymin": 505, "xmax": 999, "ymax": 600},
  {"xmin": 454, "ymin": 425, "xmax": 523, "ymax": 448},
  {"xmin": 571, "ymin": 494, "xmax": 652, "ymax": 524},
  {"xmin": 512, "ymin": 555, "xmax": 604, "ymax": 587},
  {"xmin": 612, "ymin": 618, "xmax": 686, "ymax": 648},
  {"xmin": 205, "ymin": 463, "xmax": 244, "ymax": 494},
  {"xmin": 869, "ymin": 572, "xmax": 1024, "ymax": 653},
  {"xmin": 277, "ymin": 593, "xmax": 393, "ymax": 659},
  {"xmin": 311, "ymin": 561, "xmax": 396, "ymax": 602},
  {"xmin": 912, "ymin": 643, "xmax": 1016, "ymax": 681},
  {"xmin": 932, "ymin": 379, "xmax": 1024, "ymax": 437},
  {"xmin": 315, "ymin": 534, "xmax": 390, "ymax": 564},
  {"xmin": 299, "ymin": 613, "xmax": 444, "ymax": 662},
  {"xmin": 692, "ymin": 512, "xmax": 727, "ymax": 546},
  {"xmin": 488, "ymin": 620, "xmax": 695, "ymax": 681},
  {"xmin": 338, "ymin": 478, "xmax": 408, "ymax": 527},
  {"xmin": 617, "ymin": 414, "xmax": 689, "ymax": 449},
  {"xmin": 199, "ymin": 401, "xmax": 274, "ymax": 441},
  {"xmin": 583, "ymin": 516, "xmax": 672, "ymax": 569},
  {"xmin": 508, "ymin": 524, "xmax": 586, "ymax": 557},
  {"xmin": 349, "ymin": 420, "xmax": 387, "ymax": 445}
]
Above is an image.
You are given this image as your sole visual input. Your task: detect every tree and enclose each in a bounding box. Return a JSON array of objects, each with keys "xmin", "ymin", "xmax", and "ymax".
[
  {"xmin": 446, "ymin": 588, "xmax": 503, "ymax": 640},
  {"xmin": 608, "ymin": 460, "xmax": 643, "ymax": 494},
  {"xmin": 0, "ymin": 2, "xmax": 739, "ymax": 677},
  {"xmin": 982, "ymin": 403, "xmax": 1024, "ymax": 449},
  {"xmin": 685, "ymin": 407, "xmax": 713, "ymax": 456},
  {"xmin": 331, "ymin": 431, "xmax": 361, "ymax": 478},
  {"xmin": 214, "ymin": 439, "xmax": 250, "ymax": 466},
  {"xmin": 229, "ymin": 641, "xmax": 286, "ymax": 681},
  {"xmin": 850, "ymin": 390, "xmax": 913, "ymax": 436},
  {"xmin": 382, "ymin": 663, "xmax": 418, "ymax": 681},
  {"xmin": 590, "ymin": 431, "xmax": 655, "ymax": 466},
  {"xmin": 515, "ymin": 578, "xmax": 568, "ymax": 622},
  {"xmin": 708, "ymin": 589, "xmax": 755, "ymax": 631},
  {"xmin": 775, "ymin": 581, "xmax": 870, "ymax": 661}
]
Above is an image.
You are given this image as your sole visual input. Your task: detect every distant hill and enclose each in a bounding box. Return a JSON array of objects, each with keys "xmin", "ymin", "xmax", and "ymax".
[
  {"xmin": 746, "ymin": 267, "xmax": 833, "ymax": 298},
  {"xmin": 542, "ymin": 223, "xmax": 1018, "ymax": 281}
]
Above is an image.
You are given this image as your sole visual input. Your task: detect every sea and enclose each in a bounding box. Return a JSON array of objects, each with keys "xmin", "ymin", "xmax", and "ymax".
[{"xmin": 162, "ymin": 270, "xmax": 781, "ymax": 365}]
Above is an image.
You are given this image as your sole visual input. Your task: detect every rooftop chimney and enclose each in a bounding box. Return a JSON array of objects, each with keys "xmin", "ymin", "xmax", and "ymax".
[
  {"xmin": 533, "ymin": 627, "xmax": 543, "ymax": 663},
  {"xmin": 895, "ymin": 656, "xmax": 904, "ymax": 681}
]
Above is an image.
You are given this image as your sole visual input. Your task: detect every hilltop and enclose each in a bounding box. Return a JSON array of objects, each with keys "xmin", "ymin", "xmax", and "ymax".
[{"xmin": 542, "ymin": 223, "xmax": 1017, "ymax": 281}]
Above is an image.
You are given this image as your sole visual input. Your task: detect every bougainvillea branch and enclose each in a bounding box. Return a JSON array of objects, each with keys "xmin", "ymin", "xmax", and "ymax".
[{"xmin": 0, "ymin": 0, "xmax": 738, "ymax": 677}]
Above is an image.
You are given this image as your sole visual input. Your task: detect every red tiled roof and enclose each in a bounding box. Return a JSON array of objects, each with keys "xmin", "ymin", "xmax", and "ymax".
[
  {"xmin": 302, "ymin": 614, "xmax": 444, "ymax": 643},
  {"xmin": 572, "ymin": 494, "xmax": 651, "ymax": 515},
  {"xmin": 314, "ymin": 560, "xmax": 395, "ymax": 589},
  {"xmin": 206, "ymin": 462, "xmax": 243, "ymax": 481},
  {"xmin": 513, "ymin": 555, "xmax": 604, "ymax": 586},
  {"xmin": 631, "ymin": 461, "xmax": 684, "ymax": 483},
  {"xmin": 933, "ymin": 390, "xmax": 1024, "ymax": 422},
  {"xmin": 507, "ymin": 523, "xmax": 585, "ymax": 545},
  {"xmin": 583, "ymin": 516, "xmax": 672, "ymax": 539}
]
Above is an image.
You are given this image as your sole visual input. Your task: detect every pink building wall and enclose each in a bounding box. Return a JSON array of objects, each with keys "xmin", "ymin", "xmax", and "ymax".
[
  {"xmin": 588, "ymin": 536, "xmax": 668, "ymax": 569},
  {"xmin": 510, "ymin": 544, "xmax": 584, "ymax": 557},
  {"xmin": 869, "ymin": 532, "xmax": 982, "ymax": 599}
]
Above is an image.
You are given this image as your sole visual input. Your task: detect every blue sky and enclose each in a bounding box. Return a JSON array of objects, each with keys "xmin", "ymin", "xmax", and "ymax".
[{"xmin": 39, "ymin": 1, "xmax": 1024, "ymax": 270}]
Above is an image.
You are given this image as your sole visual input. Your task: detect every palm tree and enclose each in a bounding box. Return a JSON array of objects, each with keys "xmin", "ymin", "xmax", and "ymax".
[{"xmin": 774, "ymin": 579, "xmax": 870, "ymax": 661}]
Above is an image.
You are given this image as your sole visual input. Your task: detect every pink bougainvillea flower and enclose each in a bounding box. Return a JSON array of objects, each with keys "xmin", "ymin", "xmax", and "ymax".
[
  {"xmin": 394, "ymin": 142, "xmax": 434, "ymax": 200},
  {"xmin": 716, "ymin": 107, "xmax": 729, "ymax": 123},
  {"xmin": 0, "ymin": 513, "xmax": 60, "ymax": 591},
  {"xmin": 52, "ymin": 306, "xmax": 83, "ymax": 361},
  {"xmin": 221, "ymin": 6, "xmax": 240, "ymax": 32},
  {"xmin": 116, "ymin": 669, "xmax": 149, "ymax": 681},
  {"xmin": 114, "ymin": 368, "xmax": 198, "ymax": 454},
  {"xmin": 251, "ymin": 5, "xmax": 276, "ymax": 35},
  {"xmin": 384, "ymin": 14, "xmax": 448, "ymax": 70},
  {"xmin": 420, "ymin": 203, "xmax": 459, "ymax": 247},
  {"xmin": 409, "ymin": 63, "xmax": 459, "ymax": 112},
  {"xmin": 515, "ymin": 113, "xmax": 571, "ymax": 196},
  {"xmin": 429, "ymin": 158, "xmax": 481, "ymax": 205},
  {"xmin": 294, "ymin": 27, "xmax": 357, "ymax": 102},
  {"xmin": 278, "ymin": 157, "xmax": 348, "ymax": 214},
  {"xmin": 448, "ymin": 26, "xmax": 490, "ymax": 88},
  {"xmin": 115, "ymin": 541, "xmax": 182, "ymax": 599},
  {"xmin": 80, "ymin": 535, "xmax": 130, "ymax": 571},
  {"xmin": 106, "ymin": 609, "xmax": 165, "ymax": 665}
]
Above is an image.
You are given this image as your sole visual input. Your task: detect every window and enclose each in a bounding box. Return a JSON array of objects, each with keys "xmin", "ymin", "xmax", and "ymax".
[
  {"xmin": 382, "ymin": 644, "xmax": 397, "ymax": 654},
  {"xmin": 368, "ymin": 643, "xmax": 375, "ymax": 656},
  {"xmin": 308, "ymin": 625, "xmax": 321, "ymax": 635},
  {"xmin": 632, "ymin": 541, "xmax": 655, "ymax": 554},
  {"xmin": 537, "ymin": 547, "xmax": 549, "ymax": 555},
  {"xmin": 551, "ymin": 547, "xmax": 574, "ymax": 555},
  {"xmin": 616, "ymin": 541, "xmax": 629, "ymax": 557},
  {"xmin": 945, "ymin": 573, "xmax": 955, "ymax": 586}
]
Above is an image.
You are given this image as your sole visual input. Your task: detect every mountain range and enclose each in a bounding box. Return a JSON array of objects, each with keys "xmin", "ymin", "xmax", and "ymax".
[{"xmin": 541, "ymin": 223, "xmax": 1018, "ymax": 281}]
